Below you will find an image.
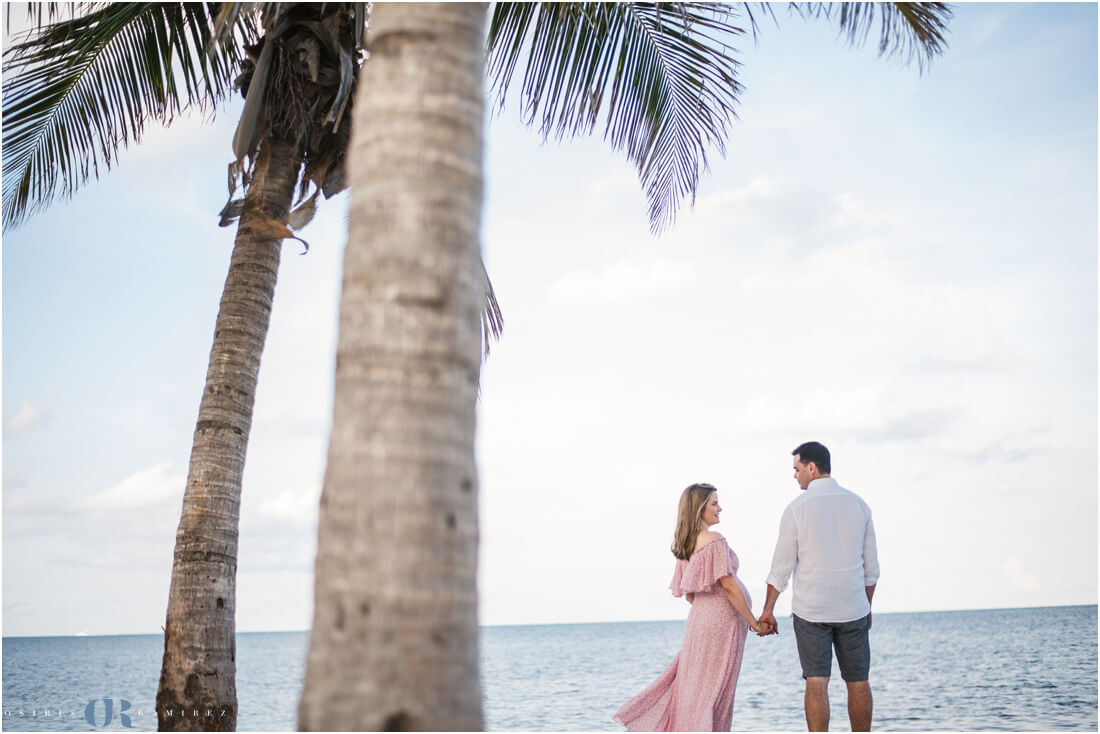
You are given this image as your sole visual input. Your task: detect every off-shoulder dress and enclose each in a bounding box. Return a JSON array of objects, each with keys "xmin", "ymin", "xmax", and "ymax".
[{"xmin": 613, "ymin": 536, "xmax": 751, "ymax": 732}]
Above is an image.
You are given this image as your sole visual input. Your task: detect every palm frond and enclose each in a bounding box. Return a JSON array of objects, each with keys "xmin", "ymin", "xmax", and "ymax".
[
  {"xmin": 479, "ymin": 257, "xmax": 504, "ymax": 359},
  {"xmin": 739, "ymin": 3, "xmax": 779, "ymax": 44},
  {"xmin": 2, "ymin": 2, "xmax": 254, "ymax": 231},
  {"xmin": 6, "ymin": 2, "xmax": 81, "ymax": 30},
  {"xmin": 488, "ymin": 2, "xmax": 747, "ymax": 235},
  {"xmin": 789, "ymin": 2, "xmax": 952, "ymax": 72}
]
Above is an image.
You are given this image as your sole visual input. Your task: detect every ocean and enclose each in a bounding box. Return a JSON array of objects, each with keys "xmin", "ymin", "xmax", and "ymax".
[{"xmin": 2, "ymin": 605, "xmax": 1096, "ymax": 731}]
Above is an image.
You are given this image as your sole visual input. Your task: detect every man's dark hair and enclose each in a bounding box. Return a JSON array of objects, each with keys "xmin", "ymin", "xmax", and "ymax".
[{"xmin": 792, "ymin": 441, "xmax": 831, "ymax": 474}]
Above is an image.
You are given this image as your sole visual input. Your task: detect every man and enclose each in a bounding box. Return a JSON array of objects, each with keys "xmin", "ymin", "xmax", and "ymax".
[{"xmin": 758, "ymin": 441, "xmax": 879, "ymax": 732}]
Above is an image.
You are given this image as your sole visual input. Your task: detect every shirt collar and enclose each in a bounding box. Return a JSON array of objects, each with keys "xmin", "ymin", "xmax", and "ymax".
[{"xmin": 806, "ymin": 477, "xmax": 839, "ymax": 492}]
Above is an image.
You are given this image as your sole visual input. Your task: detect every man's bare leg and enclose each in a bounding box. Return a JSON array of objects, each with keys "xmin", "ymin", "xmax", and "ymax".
[
  {"xmin": 805, "ymin": 676, "xmax": 830, "ymax": 731},
  {"xmin": 845, "ymin": 680, "xmax": 872, "ymax": 731}
]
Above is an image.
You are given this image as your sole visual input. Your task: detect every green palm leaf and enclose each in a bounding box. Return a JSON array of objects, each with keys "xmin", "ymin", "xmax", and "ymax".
[
  {"xmin": 790, "ymin": 2, "xmax": 952, "ymax": 72},
  {"xmin": 2, "ymin": 2, "xmax": 253, "ymax": 231},
  {"xmin": 488, "ymin": 2, "xmax": 952, "ymax": 235},
  {"xmin": 488, "ymin": 2, "xmax": 747, "ymax": 234}
]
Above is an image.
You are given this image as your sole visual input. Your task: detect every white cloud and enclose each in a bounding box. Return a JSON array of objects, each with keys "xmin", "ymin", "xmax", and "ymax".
[
  {"xmin": 938, "ymin": 425, "xmax": 1053, "ymax": 467},
  {"xmin": 693, "ymin": 176, "xmax": 884, "ymax": 254},
  {"xmin": 548, "ymin": 259, "xmax": 697, "ymax": 306},
  {"xmin": 732, "ymin": 385, "xmax": 956, "ymax": 443},
  {"xmin": 4, "ymin": 401, "xmax": 48, "ymax": 437},
  {"xmin": 254, "ymin": 484, "xmax": 321, "ymax": 526},
  {"xmin": 4, "ymin": 495, "xmax": 29, "ymax": 513},
  {"xmin": 78, "ymin": 462, "xmax": 185, "ymax": 512},
  {"xmin": 586, "ymin": 169, "xmax": 640, "ymax": 198}
]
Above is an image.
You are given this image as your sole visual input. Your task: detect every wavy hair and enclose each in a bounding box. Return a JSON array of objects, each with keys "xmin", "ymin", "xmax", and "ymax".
[{"xmin": 671, "ymin": 483, "xmax": 717, "ymax": 560}]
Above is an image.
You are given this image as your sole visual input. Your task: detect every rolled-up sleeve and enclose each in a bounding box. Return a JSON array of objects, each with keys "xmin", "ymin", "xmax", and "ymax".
[
  {"xmin": 765, "ymin": 506, "xmax": 798, "ymax": 591},
  {"xmin": 862, "ymin": 508, "xmax": 879, "ymax": 586}
]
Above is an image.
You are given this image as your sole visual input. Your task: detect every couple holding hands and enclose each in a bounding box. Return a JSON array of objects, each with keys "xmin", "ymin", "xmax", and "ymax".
[{"xmin": 614, "ymin": 442, "xmax": 880, "ymax": 732}]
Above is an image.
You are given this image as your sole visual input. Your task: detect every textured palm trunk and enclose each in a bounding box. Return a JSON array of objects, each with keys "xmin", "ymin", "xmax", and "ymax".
[
  {"xmin": 157, "ymin": 136, "xmax": 300, "ymax": 732},
  {"xmin": 298, "ymin": 3, "xmax": 486, "ymax": 731}
]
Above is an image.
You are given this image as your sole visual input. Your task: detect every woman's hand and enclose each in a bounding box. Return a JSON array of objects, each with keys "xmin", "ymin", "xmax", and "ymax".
[{"xmin": 753, "ymin": 618, "xmax": 776, "ymax": 636}]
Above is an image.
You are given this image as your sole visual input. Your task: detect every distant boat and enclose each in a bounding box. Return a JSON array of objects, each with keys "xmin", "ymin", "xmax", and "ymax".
[{"xmin": 74, "ymin": 629, "xmax": 89, "ymax": 637}]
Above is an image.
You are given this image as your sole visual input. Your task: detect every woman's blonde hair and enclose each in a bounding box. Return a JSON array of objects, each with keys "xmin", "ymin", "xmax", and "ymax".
[{"xmin": 671, "ymin": 483, "xmax": 717, "ymax": 560}]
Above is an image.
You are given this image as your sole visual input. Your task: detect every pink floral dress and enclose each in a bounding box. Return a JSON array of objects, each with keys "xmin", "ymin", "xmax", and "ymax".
[{"xmin": 613, "ymin": 537, "xmax": 751, "ymax": 732}]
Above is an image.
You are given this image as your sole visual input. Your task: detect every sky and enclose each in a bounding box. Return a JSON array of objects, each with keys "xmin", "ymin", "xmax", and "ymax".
[{"xmin": 2, "ymin": 3, "xmax": 1097, "ymax": 638}]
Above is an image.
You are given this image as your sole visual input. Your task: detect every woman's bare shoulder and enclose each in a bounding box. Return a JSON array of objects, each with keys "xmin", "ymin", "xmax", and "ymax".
[{"xmin": 693, "ymin": 530, "xmax": 724, "ymax": 553}]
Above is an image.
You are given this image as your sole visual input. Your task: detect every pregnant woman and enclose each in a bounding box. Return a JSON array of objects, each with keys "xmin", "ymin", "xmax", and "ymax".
[{"xmin": 614, "ymin": 483, "xmax": 769, "ymax": 732}]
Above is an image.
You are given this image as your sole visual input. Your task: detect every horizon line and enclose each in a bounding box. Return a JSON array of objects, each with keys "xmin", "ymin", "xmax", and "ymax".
[{"xmin": 3, "ymin": 602, "xmax": 1096, "ymax": 640}]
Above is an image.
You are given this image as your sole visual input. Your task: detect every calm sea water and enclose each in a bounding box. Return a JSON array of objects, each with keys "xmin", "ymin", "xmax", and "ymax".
[{"xmin": 2, "ymin": 606, "xmax": 1095, "ymax": 731}]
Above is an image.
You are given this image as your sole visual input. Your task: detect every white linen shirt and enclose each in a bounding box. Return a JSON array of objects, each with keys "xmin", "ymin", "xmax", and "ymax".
[{"xmin": 765, "ymin": 477, "xmax": 879, "ymax": 623}]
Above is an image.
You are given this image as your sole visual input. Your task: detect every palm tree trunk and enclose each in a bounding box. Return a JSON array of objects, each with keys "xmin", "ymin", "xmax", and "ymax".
[
  {"xmin": 157, "ymin": 135, "xmax": 300, "ymax": 732},
  {"xmin": 298, "ymin": 3, "xmax": 487, "ymax": 730}
]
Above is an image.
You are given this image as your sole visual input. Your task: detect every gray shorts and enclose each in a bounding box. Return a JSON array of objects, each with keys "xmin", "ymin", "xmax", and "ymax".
[{"xmin": 792, "ymin": 614, "xmax": 871, "ymax": 682}]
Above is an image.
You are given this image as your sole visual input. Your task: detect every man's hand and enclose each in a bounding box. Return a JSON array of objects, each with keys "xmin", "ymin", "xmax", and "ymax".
[
  {"xmin": 865, "ymin": 585, "xmax": 875, "ymax": 630},
  {"xmin": 758, "ymin": 611, "xmax": 778, "ymax": 635}
]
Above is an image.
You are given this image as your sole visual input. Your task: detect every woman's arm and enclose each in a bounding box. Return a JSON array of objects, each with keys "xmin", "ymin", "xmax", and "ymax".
[
  {"xmin": 718, "ymin": 575, "xmax": 761, "ymax": 632},
  {"xmin": 686, "ymin": 592, "xmax": 694, "ymax": 605}
]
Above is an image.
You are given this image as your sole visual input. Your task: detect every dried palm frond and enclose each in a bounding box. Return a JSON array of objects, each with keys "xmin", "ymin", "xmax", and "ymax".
[{"xmin": 224, "ymin": 3, "xmax": 365, "ymax": 221}]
